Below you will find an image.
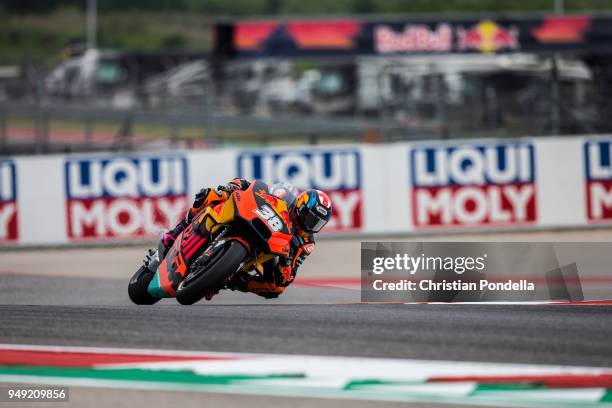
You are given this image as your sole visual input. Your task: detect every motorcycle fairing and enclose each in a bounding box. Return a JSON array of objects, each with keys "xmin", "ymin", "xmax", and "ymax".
[
  {"xmin": 146, "ymin": 180, "xmax": 292, "ymax": 299},
  {"xmin": 147, "ymin": 224, "xmax": 209, "ymax": 298},
  {"xmin": 233, "ymin": 182, "xmax": 292, "ymax": 256}
]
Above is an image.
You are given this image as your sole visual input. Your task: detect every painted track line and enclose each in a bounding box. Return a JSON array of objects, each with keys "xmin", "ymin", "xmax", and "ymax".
[
  {"xmin": 342, "ymin": 300, "xmax": 612, "ymax": 305},
  {"xmin": 1, "ymin": 344, "xmax": 612, "ymax": 407}
]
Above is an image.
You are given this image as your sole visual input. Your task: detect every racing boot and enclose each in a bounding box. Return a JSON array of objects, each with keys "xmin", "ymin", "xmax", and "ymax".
[
  {"xmin": 203, "ymin": 288, "xmax": 220, "ymax": 301},
  {"xmin": 161, "ymin": 215, "xmax": 190, "ymax": 253}
]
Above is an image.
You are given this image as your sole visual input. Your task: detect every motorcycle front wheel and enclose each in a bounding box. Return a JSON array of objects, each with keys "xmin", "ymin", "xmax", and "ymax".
[
  {"xmin": 176, "ymin": 240, "xmax": 248, "ymax": 305},
  {"xmin": 128, "ymin": 265, "xmax": 161, "ymax": 305}
]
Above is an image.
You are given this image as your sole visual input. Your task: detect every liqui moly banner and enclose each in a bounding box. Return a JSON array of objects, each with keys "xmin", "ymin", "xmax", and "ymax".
[
  {"xmin": 8, "ymin": 136, "xmax": 612, "ymax": 246},
  {"xmin": 0, "ymin": 160, "xmax": 18, "ymax": 242},
  {"xmin": 237, "ymin": 149, "xmax": 362, "ymax": 232},
  {"xmin": 64, "ymin": 155, "xmax": 189, "ymax": 240},
  {"xmin": 584, "ymin": 139, "xmax": 612, "ymax": 222},
  {"xmin": 410, "ymin": 143, "xmax": 537, "ymax": 228}
]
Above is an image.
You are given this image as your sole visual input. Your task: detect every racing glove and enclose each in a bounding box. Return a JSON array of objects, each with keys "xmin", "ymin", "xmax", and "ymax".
[
  {"xmin": 191, "ymin": 179, "xmax": 249, "ymax": 219},
  {"xmin": 189, "ymin": 187, "xmax": 227, "ymax": 218},
  {"xmin": 276, "ymin": 256, "xmax": 294, "ymax": 286},
  {"xmin": 192, "ymin": 187, "xmax": 211, "ymax": 211},
  {"xmin": 218, "ymin": 178, "xmax": 250, "ymax": 193}
]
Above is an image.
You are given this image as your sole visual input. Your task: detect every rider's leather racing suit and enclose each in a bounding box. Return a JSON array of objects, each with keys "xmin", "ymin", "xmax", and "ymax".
[{"xmin": 163, "ymin": 178, "xmax": 315, "ymax": 299}]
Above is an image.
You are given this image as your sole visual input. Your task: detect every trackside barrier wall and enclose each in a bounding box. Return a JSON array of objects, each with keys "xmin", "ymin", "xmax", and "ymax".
[{"xmin": 1, "ymin": 135, "xmax": 611, "ymax": 245}]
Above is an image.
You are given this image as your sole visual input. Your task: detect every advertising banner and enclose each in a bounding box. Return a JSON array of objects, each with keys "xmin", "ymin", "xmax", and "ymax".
[
  {"xmin": 373, "ymin": 20, "xmax": 519, "ymax": 54},
  {"xmin": 0, "ymin": 160, "xmax": 18, "ymax": 242},
  {"xmin": 5, "ymin": 134, "xmax": 612, "ymax": 246},
  {"xmin": 410, "ymin": 142, "xmax": 536, "ymax": 228},
  {"xmin": 585, "ymin": 139, "xmax": 612, "ymax": 222},
  {"xmin": 237, "ymin": 148, "xmax": 362, "ymax": 232},
  {"xmin": 64, "ymin": 155, "xmax": 189, "ymax": 240},
  {"xmin": 232, "ymin": 20, "xmax": 364, "ymax": 57},
  {"xmin": 220, "ymin": 15, "xmax": 612, "ymax": 58}
]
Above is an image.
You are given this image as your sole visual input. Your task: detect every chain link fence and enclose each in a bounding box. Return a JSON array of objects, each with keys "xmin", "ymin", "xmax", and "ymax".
[{"xmin": 0, "ymin": 51, "xmax": 609, "ymax": 155}]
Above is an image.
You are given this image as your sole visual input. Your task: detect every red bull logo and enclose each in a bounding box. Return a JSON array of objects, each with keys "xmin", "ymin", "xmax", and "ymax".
[
  {"xmin": 457, "ymin": 20, "xmax": 519, "ymax": 53},
  {"xmin": 257, "ymin": 192, "xmax": 281, "ymax": 209},
  {"xmin": 375, "ymin": 24, "xmax": 453, "ymax": 53}
]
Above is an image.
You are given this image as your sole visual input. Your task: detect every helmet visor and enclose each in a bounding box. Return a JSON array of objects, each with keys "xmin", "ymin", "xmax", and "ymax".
[{"xmin": 301, "ymin": 208, "xmax": 328, "ymax": 233}]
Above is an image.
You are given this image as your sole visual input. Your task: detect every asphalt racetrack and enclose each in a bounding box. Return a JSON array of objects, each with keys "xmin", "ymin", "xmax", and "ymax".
[
  {"xmin": 2, "ymin": 229, "xmax": 612, "ymax": 407},
  {"xmin": 1, "ymin": 300, "xmax": 612, "ymax": 367}
]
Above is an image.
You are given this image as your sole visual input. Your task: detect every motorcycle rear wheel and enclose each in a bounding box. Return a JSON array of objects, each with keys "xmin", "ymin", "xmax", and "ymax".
[
  {"xmin": 176, "ymin": 240, "xmax": 248, "ymax": 305},
  {"xmin": 128, "ymin": 265, "xmax": 161, "ymax": 305}
]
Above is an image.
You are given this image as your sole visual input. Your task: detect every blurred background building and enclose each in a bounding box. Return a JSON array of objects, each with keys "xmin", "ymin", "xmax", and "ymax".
[{"xmin": 1, "ymin": 0, "xmax": 612, "ymax": 154}]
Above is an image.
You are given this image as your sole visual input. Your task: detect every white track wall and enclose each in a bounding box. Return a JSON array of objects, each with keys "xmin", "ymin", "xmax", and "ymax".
[{"xmin": 1, "ymin": 135, "xmax": 612, "ymax": 245}]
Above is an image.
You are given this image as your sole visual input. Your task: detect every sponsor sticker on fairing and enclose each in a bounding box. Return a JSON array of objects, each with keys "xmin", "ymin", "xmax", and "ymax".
[
  {"xmin": 0, "ymin": 160, "xmax": 18, "ymax": 241},
  {"xmin": 584, "ymin": 140, "xmax": 612, "ymax": 221},
  {"xmin": 65, "ymin": 155, "xmax": 189, "ymax": 240},
  {"xmin": 410, "ymin": 143, "xmax": 536, "ymax": 228},
  {"xmin": 237, "ymin": 149, "xmax": 362, "ymax": 231}
]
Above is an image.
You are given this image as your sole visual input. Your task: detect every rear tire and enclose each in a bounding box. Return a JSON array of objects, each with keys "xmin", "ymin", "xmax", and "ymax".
[
  {"xmin": 176, "ymin": 240, "xmax": 248, "ymax": 305},
  {"xmin": 128, "ymin": 265, "xmax": 160, "ymax": 305}
]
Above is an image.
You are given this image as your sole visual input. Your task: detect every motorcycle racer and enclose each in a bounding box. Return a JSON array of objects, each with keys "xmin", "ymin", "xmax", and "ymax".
[{"xmin": 160, "ymin": 178, "xmax": 332, "ymax": 300}]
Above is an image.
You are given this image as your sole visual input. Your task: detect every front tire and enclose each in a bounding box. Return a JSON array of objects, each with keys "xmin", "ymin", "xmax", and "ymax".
[
  {"xmin": 128, "ymin": 265, "xmax": 160, "ymax": 305},
  {"xmin": 176, "ymin": 240, "xmax": 248, "ymax": 305}
]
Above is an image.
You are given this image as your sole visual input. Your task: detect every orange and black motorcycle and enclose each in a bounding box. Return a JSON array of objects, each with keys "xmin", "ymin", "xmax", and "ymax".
[{"xmin": 128, "ymin": 180, "xmax": 292, "ymax": 305}]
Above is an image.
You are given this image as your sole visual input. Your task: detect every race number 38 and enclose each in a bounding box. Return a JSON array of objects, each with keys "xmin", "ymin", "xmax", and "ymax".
[{"xmin": 254, "ymin": 205, "xmax": 283, "ymax": 231}]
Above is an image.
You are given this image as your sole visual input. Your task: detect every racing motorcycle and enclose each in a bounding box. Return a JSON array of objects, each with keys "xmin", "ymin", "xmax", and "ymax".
[{"xmin": 128, "ymin": 180, "xmax": 293, "ymax": 305}]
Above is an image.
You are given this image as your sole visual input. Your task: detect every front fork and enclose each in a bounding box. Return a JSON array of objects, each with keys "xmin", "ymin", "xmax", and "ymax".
[{"xmin": 144, "ymin": 232, "xmax": 168, "ymax": 274}]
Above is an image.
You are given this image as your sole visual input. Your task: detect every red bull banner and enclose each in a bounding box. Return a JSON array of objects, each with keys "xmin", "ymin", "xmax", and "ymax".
[
  {"xmin": 233, "ymin": 20, "xmax": 363, "ymax": 57},
  {"xmin": 0, "ymin": 160, "xmax": 18, "ymax": 242},
  {"xmin": 372, "ymin": 15, "xmax": 605, "ymax": 55},
  {"xmin": 218, "ymin": 15, "xmax": 612, "ymax": 58},
  {"xmin": 64, "ymin": 155, "xmax": 189, "ymax": 240},
  {"xmin": 585, "ymin": 140, "xmax": 612, "ymax": 222},
  {"xmin": 410, "ymin": 143, "xmax": 537, "ymax": 228},
  {"xmin": 237, "ymin": 149, "xmax": 362, "ymax": 232},
  {"xmin": 375, "ymin": 20, "xmax": 519, "ymax": 54}
]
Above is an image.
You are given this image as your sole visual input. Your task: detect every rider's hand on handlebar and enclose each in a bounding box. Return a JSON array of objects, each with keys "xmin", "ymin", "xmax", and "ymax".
[
  {"xmin": 193, "ymin": 188, "xmax": 212, "ymax": 208},
  {"xmin": 218, "ymin": 178, "xmax": 249, "ymax": 193}
]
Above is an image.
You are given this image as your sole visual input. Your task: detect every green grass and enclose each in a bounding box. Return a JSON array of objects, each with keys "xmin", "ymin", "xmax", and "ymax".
[
  {"xmin": 5, "ymin": 2, "xmax": 612, "ymax": 68},
  {"xmin": 0, "ymin": 8, "xmax": 212, "ymax": 67}
]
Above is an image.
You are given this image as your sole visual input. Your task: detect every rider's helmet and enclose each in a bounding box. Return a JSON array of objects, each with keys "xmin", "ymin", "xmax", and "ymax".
[{"xmin": 292, "ymin": 189, "xmax": 332, "ymax": 233}]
